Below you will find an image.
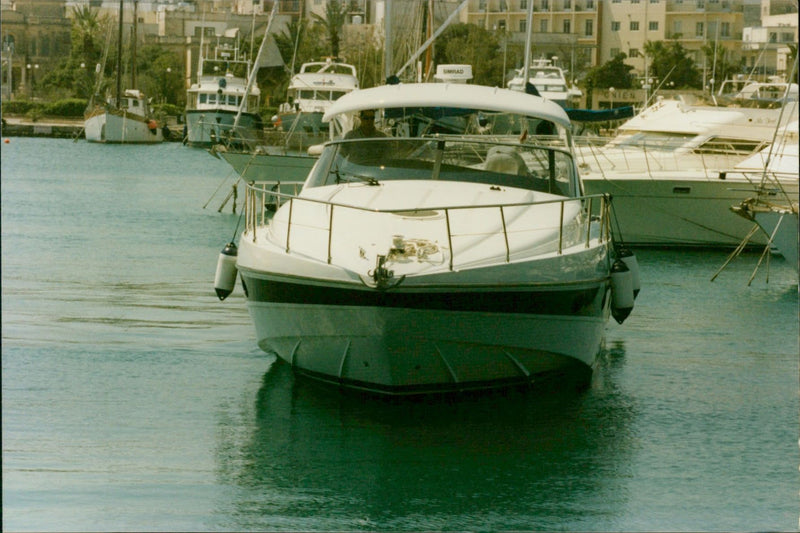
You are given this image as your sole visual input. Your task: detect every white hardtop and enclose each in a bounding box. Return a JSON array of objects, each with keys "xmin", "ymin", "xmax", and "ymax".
[
  {"xmin": 297, "ymin": 59, "xmax": 358, "ymax": 76},
  {"xmin": 289, "ymin": 59, "xmax": 359, "ymax": 90},
  {"xmin": 321, "ymin": 82, "xmax": 571, "ymax": 128}
]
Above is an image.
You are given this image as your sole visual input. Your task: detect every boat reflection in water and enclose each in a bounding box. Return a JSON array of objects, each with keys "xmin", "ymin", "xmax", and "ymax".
[{"xmin": 214, "ymin": 343, "xmax": 635, "ymax": 530}]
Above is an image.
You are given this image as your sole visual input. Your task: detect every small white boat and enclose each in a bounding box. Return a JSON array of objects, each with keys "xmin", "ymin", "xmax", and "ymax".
[
  {"xmin": 275, "ymin": 58, "xmax": 359, "ymax": 149},
  {"xmin": 578, "ymin": 96, "xmax": 799, "ymax": 247},
  {"xmin": 185, "ymin": 42, "xmax": 265, "ymax": 148},
  {"xmin": 507, "ymin": 58, "xmax": 582, "ymax": 108},
  {"xmin": 217, "ymin": 82, "xmax": 638, "ymax": 396},
  {"xmin": 84, "ymin": 1, "xmax": 162, "ymax": 144},
  {"xmin": 85, "ymin": 89, "xmax": 164, "ymax": 144}
]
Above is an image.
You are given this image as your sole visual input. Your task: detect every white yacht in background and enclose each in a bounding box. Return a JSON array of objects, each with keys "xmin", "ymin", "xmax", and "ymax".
[
  {"xmin": 577, "ymin": 96, "xmax": 799, "ymax": 247},
  {"xmin": 507, "ymin": 58, "xmax": 582, "ymax": 108},
  {"xmin": 85, "ymin": 89, "xmax": 164, "ymax": 144},
  {"xmin": 185, "ymin": 42, "xmax": 264, "ymax": 148},
  {"xmin": 274, "ymin": 58, "xmax": 359, "ymax": 149},
  {"xmin": 215, "ymin": 82, "xmax": 639, "ymax": 396}
]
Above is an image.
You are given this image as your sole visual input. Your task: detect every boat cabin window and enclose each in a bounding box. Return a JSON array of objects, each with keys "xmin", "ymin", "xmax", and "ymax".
[
  {"xmin": 609, "ymin": 130, "xmax": 695, "ymax": 151},
  {"xmin": 693, "ymin": 137, "xmax": 765, "ymax": 155},
  {"xmin": 378, "ymin": 107, "xmax": 568, "ymax": 147},
  {"xmin": 304, "ymin": 137, "xmax": 577, "ymax": 197}
]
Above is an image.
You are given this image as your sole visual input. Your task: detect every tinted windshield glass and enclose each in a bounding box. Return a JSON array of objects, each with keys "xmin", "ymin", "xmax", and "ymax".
[{"xmin": 305, "ymin": 138, "xmax": 577, "ymax": 197}]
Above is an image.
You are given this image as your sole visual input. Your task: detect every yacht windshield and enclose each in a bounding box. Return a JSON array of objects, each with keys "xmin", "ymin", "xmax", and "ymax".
[
  {"xmin": 305, "ymin": 137, "xmax": 578, "ymax": 197},
  {"xmin": 608, "ymin": 130, "xmax": 696, "ymax": 151}
]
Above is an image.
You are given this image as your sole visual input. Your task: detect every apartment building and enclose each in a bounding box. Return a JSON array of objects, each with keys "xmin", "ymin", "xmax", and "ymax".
[
  {"xmin": 598, "ymin": 0, "xmax": 746, "ymax": 86},
  {"xmin": 461, "ymin": 0, "xmax": 601, "ymax": 81}
]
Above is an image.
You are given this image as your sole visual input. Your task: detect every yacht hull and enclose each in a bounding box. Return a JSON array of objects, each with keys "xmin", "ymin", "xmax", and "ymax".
[
  {"xmin": 185, "ymin": 109, "xmax": 264, "ymax": 148},
  {"xmin": 217, "ymin": 149, "xmax": 315, "ymax": 184},
  {"xmin": 239, "ymin": 246, "xmax": 611, "ymax": 395},
  {"xmin": 84, "ymin": 109, "xmax": 163, "ymax": 144},
  {"xmin": 582, "ymin": 173, "xmax": 799, "ymax": 247}
]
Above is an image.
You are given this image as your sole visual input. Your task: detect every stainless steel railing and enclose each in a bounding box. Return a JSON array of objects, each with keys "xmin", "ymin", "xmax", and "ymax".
[{"xmin": 244, "ymin": 181, "xmax": 612, "ymax": 271}]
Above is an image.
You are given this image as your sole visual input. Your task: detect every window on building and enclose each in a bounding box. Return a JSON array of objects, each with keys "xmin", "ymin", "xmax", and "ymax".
[
  {"xmin": 520, "ymin": 19, "xmax": 526, "ymax": 32},
  {"xmin": 696, "ymin": 0, "xmax": 704, "ymax": 7},
  {"xmin": 564, "ymin": 0, "xmax": 571, "ymax": 8},
  {"xmin": 587, "ymin": 0, "xmax": 594, "ymax": 7},
  {"xmin": 782, "ymin": 32, "xmax": 794, "ymax": 42},
  {"xmin": 631, "ymin": 0, "xmax": 640, "ymax": 3},
  {"xmin": 769, "ymin": 32, "xmax": 777, "ymax": 43},
  {"xmin": 520, "ymin": 0, "xmax": 527, "ymax": 8},
  {"xmin": 540, "ymin": 19, "xmax": 548, "ymax": 32},
  {"xmin": 563, "ymin": 19, "xmax": 571, "ymax": 33},
  {"xmin": 479, "ymin": 0, "xmax": 486, "ymax": 10},
  {"xmin": 585, "ymin": 19, "xmax": 593, "ymax": 36},
  {"xmin": 650, "ymin": 0, "xmax": 659, "ymax": 3},
  {"xmin": 612, "ymin": 0, "xmax": 621, "ymax": 3},
  {"xmin": 611, "ymin": 21, "xmax": 620, "ymax": 31},
  {"xmin": 721, "ymin": 22, "xmax": 730, "ymax": 37},
  {"xmin": 541, "ymin": 0, "xmax": 549, "ymax": 8},
  {"xmin": 630, "ymin": 21, "xmax": 639, "ymax": 31},
  {"xmin": 629, "ymin": 48, "xmax": 640, "ymax": 57},
  {"xmin": 674, "ymin": 20, "xmax": 682, "ymax": 34},
  {"xmin": 696, "ymin": 22, "xmax": 704, "ymax": 37},
  {"xmin": 610, "ymin": 47, "xmax": 620, "ymax": 58},
  {"xmin": 498, "ymin": 19, "xmax": 506, "ymax": 30},
  {"xmin": 649, "ymin": 21, "xmax": 658, "ymax": 31}
]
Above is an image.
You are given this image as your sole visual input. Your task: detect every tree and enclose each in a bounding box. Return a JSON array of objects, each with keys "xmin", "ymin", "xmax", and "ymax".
[
  {"xmin": 433, "ymin": 24, "xmax": 518, "ymax": 87},
  {"xmin": 701, "ymin": 43, "xmax": 745, "ymax": 90},
  {"xmin": 135, "ymin": 45, "xmax": 183, "ymax": 106},
  {"xmin": 312, "ymin": 0, "xmax": 348, "ymax": 59},
  {"xmin": 582, "ymin": 53, "xmax": 635, "ymax": 90},
  {"xmin": 643, "ymin": 40, "xmax": 702, "ymax": 89}
]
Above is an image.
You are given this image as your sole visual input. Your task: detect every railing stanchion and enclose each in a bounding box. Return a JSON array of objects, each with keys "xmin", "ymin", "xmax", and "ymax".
[
  {"xmin": 585, "ymin": 196, "xmax": 592, "ymax": 248},
  {"xmin": 558, "ymin": 201, "xmax": 564, "ymax": 255},
  {"xmin": 500, "ymin": 206, "xmax": 510, "ymax": 263},
  {"xmin": 285, "ymin": 198, "xmax": 293, "ymax": 252},
  {"xmin": 327, "ymin": 205, "xmax": 334, "ymax": 264},
  {"xmin": 445, "ymin": 209, "xmax": 454, "ymax": 271}
]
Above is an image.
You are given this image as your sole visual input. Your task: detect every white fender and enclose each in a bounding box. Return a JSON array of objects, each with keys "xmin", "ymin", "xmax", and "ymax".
[
  {"xmin": 214, "ymin": 242, "xmax": 238, "ymax": 301},
  {"xmin": 617, "ymin": 247, "xmax": 641, "ymax": 298},
  {"xmin": 610, "ymin": 259, "xmax": 634, "ymax": 324}
]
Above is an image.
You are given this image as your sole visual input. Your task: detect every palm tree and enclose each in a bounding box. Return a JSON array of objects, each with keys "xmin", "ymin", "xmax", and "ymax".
[
  {"xmin": 312, "ymin": 0, "xmax": 348, "ymax": 59},
  {"xmin": 71, "ymin": 4, "xmax": 106, "ymax": 70}
]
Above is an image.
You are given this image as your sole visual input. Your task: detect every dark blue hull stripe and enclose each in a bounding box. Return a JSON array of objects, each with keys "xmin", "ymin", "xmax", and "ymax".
[{"xmin": 240, "ymin": 274, "xmax": 606, "ymax": 316}]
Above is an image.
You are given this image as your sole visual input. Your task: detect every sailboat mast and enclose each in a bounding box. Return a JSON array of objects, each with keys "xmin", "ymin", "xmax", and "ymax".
[
  {"xmin": 384, "ymin": 0, "xmax": 392, "ymax": 82},
  {"xmin": 522, "ymin": 0, "xmax": 533, "ymax": 89},
  {"xmin": 131, "ymin": 0, "xmax": 138, "ymax": 89},
  {"xmin": 424, "ymin": 0, "xmax": 433, "ymax": 81},
  {"xmin": 115, "ymin": 0, "xmax": 123, "ymax": 107}
]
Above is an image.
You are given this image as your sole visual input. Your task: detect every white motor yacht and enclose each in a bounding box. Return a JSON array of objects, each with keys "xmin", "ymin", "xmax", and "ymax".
[
  {"xmin": 507, "ymin": 58, "xmax": 582, "ymax": 108},
  {"xmin": 275, "ymin": 58, "xmax": 359, "ymax": 149},
  {"xmin": 578, "ymin": 96, "xmax": 799, "ymax": 247},
  {"xmin": 216, "ymin": 82, "xmax": 638, "ymax": 395}
]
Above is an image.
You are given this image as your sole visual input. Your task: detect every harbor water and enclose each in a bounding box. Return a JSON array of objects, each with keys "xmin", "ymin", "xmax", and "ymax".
[{"xmin": 2, "ymin": 137, "xmax": 798, "ymax": 531}]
